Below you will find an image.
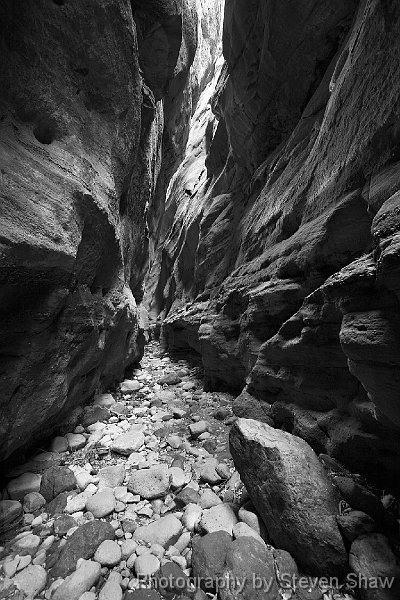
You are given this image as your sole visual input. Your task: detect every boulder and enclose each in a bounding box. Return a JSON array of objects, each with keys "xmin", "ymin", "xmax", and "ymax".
[{"xmin": 230, "ymin": 419, "xmax": 347, "ymax": 576}]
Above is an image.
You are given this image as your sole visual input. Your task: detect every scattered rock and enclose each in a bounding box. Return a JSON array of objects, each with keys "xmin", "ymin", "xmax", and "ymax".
[
  {"xmin": 98, "ymin": 465, "xmax": 126, "ymax": 489},
  {"xmin": 99, "ymin": 571, "xmax": 122, "ymax": 600},
  {"xmin": 133, "ymin": 515, "xmax": 182, "ymax": 547},
  {"xmin": 121, "ymin": 380, "xmax": 142, "ymax": 392},
  {"xmin": 199, "ymin": 489, "xmax": 222, "ymax": 509},
  {"xmin": 200, "ymin": 503, "xmax": 237, "ymax": 535},
  {"xmin": 175, "ymin": 487, "xmax": 201, "ymax": 507},
  {"xmin": 333, "ymin": 477, "xmax": 384, "ymax": 522},
  {"xmin": 13, "ymin": 565, "xmax": 47, "ymax": 598},
  {"xmin": 189, "ymin": 421, "xmax": 209, "ymax": 439},
  {"xmin": 112, "ymin": 426, "xmax": 145, "ymax": 455},
  {"xmin": 66, "ymin": 433, "xmax": 87, "ymax": 451},
  {"xmin": 192, "ymin": 531, "xmax": 232, "ymax": 591},
  {"xmin": 85, "ymin": 488, "xmax": 116, "ymax": 518},
  {"xmin": 13, "ymin": 533, "xmax": 41, "ymax": 556},
  {"xmin": 23, "ymin": 491, "xmax": 46, "ymax": 513},
  {"xmin": 337, "ymin": 511, "xmax": 376, "ymax": 542},
  {"xmin": 49, "ymin": 436, "xmax": 69, "ymax": 453},
  {"xmin": 128, "ymin": 465, "xmax": 170, "ymax": 499},
  {"xmin": 7, "ymin": 473, "xmax": 42, "ymax": 500},
  {"xmin": 349, "ymin": 534, "xmax": 400, "ymax": 600},
  {"xmin": 94, "ymin": 540, "xmax": 122, "ymax": 566},
  {"xmin": 220, "ymin": 537, "xmax": 279, "ymax": 600},
  {"xmin": 183, "ymin": 503, "xmax": 203, "ymax": 532},
  {"xmin": 52, "ymin": 560, "xmax": 101, "ymax": 600},
  {"xmin": 232, "ymin": 522, "xmax": 264, "ymax": 543},
  {"xmin": 0, "ymin": 500, "xmax": 23, "ymax": 532},
  {"xmin": 158, "ymin": 374, "xmax": 182, "ymax": 386},
  {"xmin": 49, "ymin": 520, "xmax": 114, "ymax": 578},
  {"xmin": 40, "ymin": 467, "xmax": 76, "ymax": 502},
  {"xmin": 135, "ymin": 554, "xmax": 161, "ymax": 578}
]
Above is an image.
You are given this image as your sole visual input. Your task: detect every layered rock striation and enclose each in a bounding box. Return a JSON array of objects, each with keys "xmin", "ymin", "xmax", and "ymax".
[
  {"xmin": 148, "ymin": 0, "xmax": 400, "ymax": 490},
  {"xmin": 0, "ymin": 0, "xmax": 222, "ymax": 465}
]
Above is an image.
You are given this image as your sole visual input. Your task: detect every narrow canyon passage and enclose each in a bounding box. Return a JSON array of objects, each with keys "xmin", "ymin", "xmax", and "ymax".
[{"xmin": 1, "ymin": 0, "xmax": 400, "ymax": 599}]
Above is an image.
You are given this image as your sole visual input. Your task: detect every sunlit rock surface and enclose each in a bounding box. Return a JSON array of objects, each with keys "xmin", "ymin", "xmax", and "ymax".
[{"xmin": 148, "ymin": 0, "xmax": 400, "ymax": 489}]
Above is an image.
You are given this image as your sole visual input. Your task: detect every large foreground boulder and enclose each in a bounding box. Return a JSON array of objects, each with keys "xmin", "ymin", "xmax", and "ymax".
[{"xmin": 230, "ymin": 418, "xmax": 347, "ymax": 576}]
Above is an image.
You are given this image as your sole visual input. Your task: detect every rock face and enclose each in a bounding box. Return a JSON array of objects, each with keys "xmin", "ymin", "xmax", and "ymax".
[
  {"xmin": 0, "ymin": 0, "xmax": 223, "ymax": 466},
  {"xmin": 230, "ymin": 418, "xmax": 348, "ymax": 576},
  {"xmin": 147, "ymin": 0, "xmax": 400, "ymax": 492}
]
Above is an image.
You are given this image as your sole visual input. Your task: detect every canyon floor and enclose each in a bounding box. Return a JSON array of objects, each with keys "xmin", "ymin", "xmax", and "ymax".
[{"xmin": 3, "ymin": 341, "xmax": 396, "ymax": 600}]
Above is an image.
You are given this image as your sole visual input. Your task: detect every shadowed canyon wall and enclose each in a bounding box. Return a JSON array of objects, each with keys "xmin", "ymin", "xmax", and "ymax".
[
  {"xmin": 0, "ymin": 0, "xmax": 223, "ymax": 465},
  {"xmin": 148, "ymin": 0, "xmax": 400, "ymax": 490}
]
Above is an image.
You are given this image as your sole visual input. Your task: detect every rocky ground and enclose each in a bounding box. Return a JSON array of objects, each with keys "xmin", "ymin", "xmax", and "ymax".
[{"xmin": 0, "ymin": 342, "xmax": 398, "ymax": 600}]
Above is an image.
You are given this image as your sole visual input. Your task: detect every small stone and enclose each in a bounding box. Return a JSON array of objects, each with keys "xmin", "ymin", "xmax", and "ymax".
[
  {"xmin": 189, "ymin": 421, "xmax": 209, "ymax": 439},
  {"xmin": 66, "ymin": 433, "xmax": 87, "ymax": 451},
  {"xmin": 99, "ymin": 571, "xmax": 123, "ymax": 600},
  {"xmin": 94, "ymin": 540, "xmax": 122, "ymax": 566},
  {"xmin": 199, "ymin": 489, "xmax": 222, "ymax": 509},
  {"xmin": 0, "ymin": 499, "xmax": 23, "ymax": 532},
  {"xmin": 233, "ymin": 522, "xmax": 265, "ymax": 543},
  {"xmin": 8, "ymin": 473, "xmax": 42, "ymax": 500},
  {"xmin": 3, "ymin": 556, "xmax": 19, "ymax": 577},
  {"xmin": 94, "ymin": 393, "xmax": 115, "ymax": 408},
  {"xmin": 175, "ymin": 487, "xmax": 201, "ymax": 508},
  {"xmin": 16, "ymin": 555, "xmax": 32, "ymax": 571},
  {"xmin": 337, "ymin": 510, "xmax": 375, "ymax": 542},
  {"xmin": 40, "ymin": 467, "xmax": 76, "ymax": 502},
  {"xmin": 128, "ymin": 465, "xmax": 170, "ymax": 500},
  {"xmin": 135, "ymin": 554, "xmax": 161, "ymax": 578},
  {"xmin": 23, "ymin": 491, "xmax": 46, "ymax": 513},
  {"xmin": 121, "ymin": 380, "xmax": 142, "ymax": 393},
  {"xmin": 13, "ymin": 565, "xmax": 47, "ymax": 598},
  {"xmin": 169, "ymin": 467, "xmax": 185, "ymax": 490},
  {"xmin": 13, "ymin": 533, "xmax": 41, "ymax": 555},
  {"xmin": 85, "ymin": 489, "xmax": 116, "ymax": 518},
  {"xmin": 166, "ymin": 435, "xmax": 182, "ymax": 449},
  {"xmin": 53, "ymin": 514, "xmax": 76, "ymax": 535},
  {"xmin": 200, "ymin": 504, "xmax": 237, "ymax": 535},
  {"xmin": 75, "ymin": 470, "xmax": 94, "ymax": 491},
  {"xmin": 98, "ymin": 465, "xmax": 126, "ymax": 489},
  {"xmin": 53, "ymin": 560, "xmax": 101, "ymax": 600},
  {"xmin": 133, "ymin": 515, "xmax": 182, "ymax": 548},
  {"xmin": 237, "ymin": 505, "xmax": 261, "ymax": 534},
  {"xmin": 182, "ymin": 503, "xmax": 203, "ymax": 532},
  {"xmin": 158, "ymin": 374, "xmax": 182, "ymax": 386},
  {"xmin": 121, "ymin": 539, "xmax": 138, "ymax": 559},
  {"xmin": 175, "ymin": 531, "xmax": 191, "ymax": 553},
  {"xmin": 49, "ymin": 436, "xmax": 69, "ymax": 453},
  {"xmin": 200, "ymin": 460, "xmax": 222, "ymax": 485},
  {"xmin": 112, "ymin": 426, "xmax": 145, "ymax": 456}
]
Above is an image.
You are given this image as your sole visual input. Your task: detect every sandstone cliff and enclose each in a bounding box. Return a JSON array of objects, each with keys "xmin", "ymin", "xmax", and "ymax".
[
  {"xmin": 0, "ymin": 0, "xmax": 221, "ymax": 465},
  {"xmin": 148, "ymin": 0, "xmax": 400, "ymax": 490}
]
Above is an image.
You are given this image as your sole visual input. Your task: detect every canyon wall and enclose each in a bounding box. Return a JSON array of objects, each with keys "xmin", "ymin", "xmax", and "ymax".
[
  {"xmin": 0, "ymin": 0, "xmax": 221, "ymax": 465},
  {"xmin": 149, "ymin": 0, "xmax": 400, "ymax": 490}
]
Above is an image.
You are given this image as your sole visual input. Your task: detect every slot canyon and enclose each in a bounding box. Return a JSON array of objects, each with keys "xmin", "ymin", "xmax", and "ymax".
[{"xmin": 0, "ymin": 0, "xmax": 400, "ymax": 599}]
